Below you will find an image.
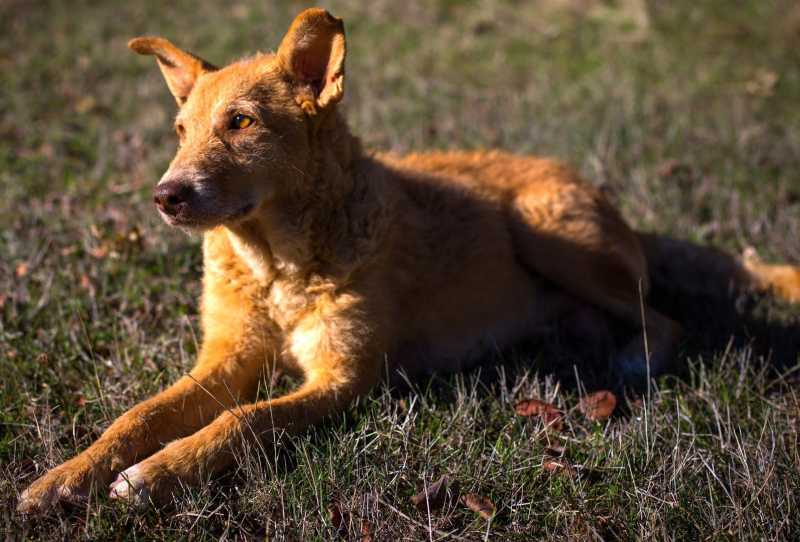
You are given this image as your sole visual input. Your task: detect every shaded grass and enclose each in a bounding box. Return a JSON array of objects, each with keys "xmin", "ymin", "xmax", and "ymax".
[{"xmin": 1, "ymin": 0, "xmax": 799, "ymax": 539}]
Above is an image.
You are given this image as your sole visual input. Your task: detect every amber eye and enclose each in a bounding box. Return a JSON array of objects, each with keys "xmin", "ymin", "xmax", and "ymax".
[{"xmin": 230, "ymin": 114, "xmax": 254, "ymax": 130}]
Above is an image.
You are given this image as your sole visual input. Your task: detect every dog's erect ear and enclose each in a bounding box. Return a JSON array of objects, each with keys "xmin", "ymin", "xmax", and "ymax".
[
  {"xmin": 276, "ymin": 8, "xmax": 346, "ymax": 115},
  {"xmin": 128, "ymin": 37, "xmax": 217, "ymax": 106}
]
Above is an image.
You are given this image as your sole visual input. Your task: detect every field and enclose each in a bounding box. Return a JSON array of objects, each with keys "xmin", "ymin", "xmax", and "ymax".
[{"xmin": 2, "ymin": 0, "xmax": 800, "ymax": 539}]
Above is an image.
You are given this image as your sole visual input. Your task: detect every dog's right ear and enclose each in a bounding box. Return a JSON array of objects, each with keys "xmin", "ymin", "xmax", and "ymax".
[{"xmin": 128, "ymin": 37, "xmax": 217, "ymax": 106}]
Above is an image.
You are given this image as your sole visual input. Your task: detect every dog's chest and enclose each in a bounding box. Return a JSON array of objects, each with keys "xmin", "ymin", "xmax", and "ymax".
[
  {"xmin": 227, "ymin": 257, "xmax": 338, "ymax": 372},
  {"xmin": 205, "ymin": 228, "xmax": 325, "ymax": 331},
  {"xmin": 261, "ymin": 277, "xmax": 317, "ymax": 330}
]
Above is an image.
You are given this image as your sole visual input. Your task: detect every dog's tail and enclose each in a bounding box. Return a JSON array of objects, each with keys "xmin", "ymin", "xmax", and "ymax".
[{"xmin": 637, "ymin": 232, "xmax": 800, "ymax": 303}]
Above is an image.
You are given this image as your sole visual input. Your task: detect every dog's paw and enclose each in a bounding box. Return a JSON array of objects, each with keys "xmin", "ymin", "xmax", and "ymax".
[
  {"xmin": 17, "ymin": 457, "xmax": 107, "ymax": 514},
  {"xmin": 108, "ymin": 450, "xmax": 186, "ymax": 507},
  {"xmin": 108, "ymin": 464, "xmax": 151, "ymax": 507}
]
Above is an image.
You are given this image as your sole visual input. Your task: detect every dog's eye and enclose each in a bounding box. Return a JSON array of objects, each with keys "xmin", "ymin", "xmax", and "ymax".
[{"xmin": 230, "ymin": 114, "xmax": 254, "ymax": 130}]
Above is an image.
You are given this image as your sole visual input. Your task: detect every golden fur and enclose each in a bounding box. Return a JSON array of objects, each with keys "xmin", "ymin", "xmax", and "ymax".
[{"xmin": 18, "ymin": 8, "xmax": 800, "ymax": 513}]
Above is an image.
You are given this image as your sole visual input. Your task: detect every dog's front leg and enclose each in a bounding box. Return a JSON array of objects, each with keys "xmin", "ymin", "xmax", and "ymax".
[
  {"xmin": 17, "ymin": 336, "xmax": 268, "ymax": 514},
  {"xmin": 108, "ymin": 322, "xmax": 382, "ymax": 506}
]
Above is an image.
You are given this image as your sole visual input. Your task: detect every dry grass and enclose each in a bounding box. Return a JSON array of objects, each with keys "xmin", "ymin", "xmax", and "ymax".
[{"xmin": 1, "ymin": 0, "xmax": 799, "ymax": 539}]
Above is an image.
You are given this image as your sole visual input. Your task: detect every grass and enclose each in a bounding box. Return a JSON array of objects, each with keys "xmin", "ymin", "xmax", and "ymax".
[{"xmin": 2, "ymin": 0, "xmax": 800, "ymax": 539}]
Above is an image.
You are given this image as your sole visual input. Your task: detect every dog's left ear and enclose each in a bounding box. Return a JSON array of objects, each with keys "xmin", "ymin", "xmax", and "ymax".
[
  {"xmin": 276, "ymin": 8, "xmax": 346, "ymax": 116},
  {"xmin": 128, "ymin": 36, "xmax": 217, "ymax": 106}
]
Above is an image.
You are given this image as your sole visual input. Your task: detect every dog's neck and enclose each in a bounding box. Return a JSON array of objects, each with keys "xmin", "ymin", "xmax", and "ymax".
[{"xmin": 224, "ymin": 112, "xmax": 365, "ymax": 284}]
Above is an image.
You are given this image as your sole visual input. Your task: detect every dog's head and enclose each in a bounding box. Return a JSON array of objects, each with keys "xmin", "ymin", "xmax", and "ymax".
[{"xmin": 129, "ymin": 8, "xmax": 346, "ymax": 228}]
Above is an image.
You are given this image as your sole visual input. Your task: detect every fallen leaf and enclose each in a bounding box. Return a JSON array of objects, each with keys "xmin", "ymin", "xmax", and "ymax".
[
  {"xmin": 89, "ymin": 245, "xmax": 109, "ymax": 259},
  {"xmin": 410, "ymin": 475, "xmax": 451, "ymax": 512},
  {"xmin": 15, "ymin": 262, "xmax": 29, "ymax": 278},
  {"xmin": 80, "ymin": 274, "xmax": 92, "ymax": 290},
  {"xmin": 580, "ymin": 390, "xmax": 617, "ymax": 421},
  {"xmin": 75, "ymin": 96, "xmax": 97, "ymax": 114},
  {"xmin": 360, "ymin": 520, "xmax": 373, "ymax": 542},
  {"xmin": 462, "ymin": 493, "xmax": 495, "ymax": 520},
  {"xmin": 543, "ymin": 459, "xmax": 576, "ymax": 477},
  {"xmin": 327, "ymin": 502, "xmax": 348, "ymax": 533},
  {"xmin": 39, "ymin": 142, "xmax": 55, "ymax": 159},
  {"xmin": 745, "ymin": 69, "xmax": 778, "ymax": 97},
  {"xmin": 514, "ymin": 398, "xmax": 564, "ymax": 430}
]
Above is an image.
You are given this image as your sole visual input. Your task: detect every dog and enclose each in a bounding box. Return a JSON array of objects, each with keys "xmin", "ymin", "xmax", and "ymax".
[{"xmin": 18, "ymin": 7, "xmax": 800, "ymax": 513}]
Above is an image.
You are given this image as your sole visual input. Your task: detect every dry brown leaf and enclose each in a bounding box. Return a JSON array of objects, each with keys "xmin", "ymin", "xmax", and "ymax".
[
  {"xmin": 543, "ymin": 459, "xmax": 576, "ymax": 477},
  {"xmin": 360, "ymin": 520, "xmax": 373, "ymax": 542},
  {"xmin": 514, "ymin": 398, "xmax": 564, "ymax": 430},
  {"xmin": 75, "ymin": 96, "xmax": 97, "ymax": 114},
  {"xmin": 327, "ymin": 502, "xmax": 347, "ymax": 533},
  {"xmin": 462, "ymin": 493, "xmax": 495, "ymax": 520},
  {"xmin": 329, "ymin": 502, "xmax": 373, "ymax": 539},
  {"xmin": 745, "ymin": 69, "xmax": 778, "ymax": 97},
  {"xmin": 89, "ymin": 245, "xmax": 109, "ymax": 259},
  {"xmin": 580, "ymin": 390, "xmax": 617, "ymax": 421},
  {"xmin": 410, "ymin": 474, "xmax": 451, "ymax": 512},
  {"xmin": 15, "ymin": 262, "xmax": 29, "ymax": 278}
]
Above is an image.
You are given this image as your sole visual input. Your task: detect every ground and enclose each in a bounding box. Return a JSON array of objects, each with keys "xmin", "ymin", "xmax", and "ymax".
[{"xmin": 1, "ymin": 0, "xmax": 800, "ymax": 540}]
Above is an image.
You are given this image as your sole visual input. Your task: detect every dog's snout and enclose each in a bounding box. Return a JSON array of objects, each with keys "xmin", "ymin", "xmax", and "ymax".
[{"xmin": 153, "ymin": 181, "xmax": 193, "ymax": 216}]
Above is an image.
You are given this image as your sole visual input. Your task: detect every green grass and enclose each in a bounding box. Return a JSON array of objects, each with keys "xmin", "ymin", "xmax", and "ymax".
[{"xmin": 2, "ymin": 0, "xmax": 800, "ymax": 539}]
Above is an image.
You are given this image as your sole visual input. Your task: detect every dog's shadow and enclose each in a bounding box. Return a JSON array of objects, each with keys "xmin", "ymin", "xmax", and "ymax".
[
  {"xmin": 650, "ymin": 287, "xmax": 799, "ymax": 369},
  {"xmin": 555, "ymin": 289, "xmax": 794, "ymax": 393},
  {"xmin": 393, "ymin": 286, "xmax": 800, "ymax": 403}
]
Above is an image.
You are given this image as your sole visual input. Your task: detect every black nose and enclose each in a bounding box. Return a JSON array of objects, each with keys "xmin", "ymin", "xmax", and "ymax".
[{"xmin": 153, "ymin": 181, "xmax": 193, "ymax": 216}]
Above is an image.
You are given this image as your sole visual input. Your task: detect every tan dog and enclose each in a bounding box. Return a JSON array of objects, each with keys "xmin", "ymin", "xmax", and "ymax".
[{"xmin": 18, "ymin": 8, "xmax": 800, "ymax": 513}]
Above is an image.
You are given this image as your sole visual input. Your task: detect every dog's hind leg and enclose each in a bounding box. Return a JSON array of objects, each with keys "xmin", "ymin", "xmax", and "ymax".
[{"xmin": 507, "ymin": 178, "xmax": 682, "ymax": 384}]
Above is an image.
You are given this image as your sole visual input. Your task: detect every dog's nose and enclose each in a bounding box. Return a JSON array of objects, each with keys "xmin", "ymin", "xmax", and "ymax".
[{"xmin": 153, "ymin": 181, "xmax": 192, "ymax": 216}]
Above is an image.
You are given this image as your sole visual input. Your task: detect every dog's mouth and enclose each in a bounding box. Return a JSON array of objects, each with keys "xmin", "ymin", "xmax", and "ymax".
[
  {"xmin": 228, "ymin": 202, "xmax": 256, "ymax": 222},
  {"xmin": 158, "ymin": 202, "xmax": 256, "ymax": 229}
]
